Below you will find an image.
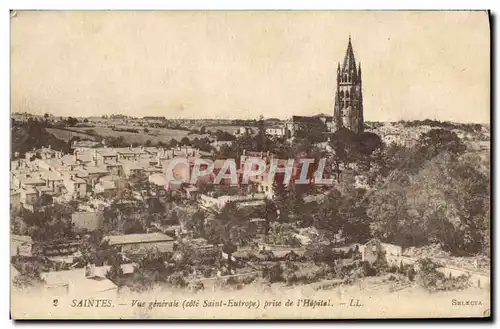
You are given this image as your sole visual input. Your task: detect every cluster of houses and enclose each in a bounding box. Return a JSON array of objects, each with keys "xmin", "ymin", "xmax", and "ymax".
[{"xmin": 10, "ymin": 144, "xmax": 208, "ymax": 210}]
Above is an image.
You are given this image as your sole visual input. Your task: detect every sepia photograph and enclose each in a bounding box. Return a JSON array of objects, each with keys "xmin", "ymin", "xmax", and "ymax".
[{"xmin": 9, "ymin": 10, "xmax": 491, "ymax": 319}]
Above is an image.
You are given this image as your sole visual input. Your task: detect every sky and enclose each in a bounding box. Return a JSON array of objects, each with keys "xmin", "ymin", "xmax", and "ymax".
[{"xmin": 10, "ymin": 11, "xmax": 490, "ymax": 123}]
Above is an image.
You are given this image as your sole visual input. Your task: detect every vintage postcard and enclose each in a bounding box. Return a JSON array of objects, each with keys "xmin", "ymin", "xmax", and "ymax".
[{"xmin": 10, "ymin": 10, "xmax": 491, "ymax": 319}]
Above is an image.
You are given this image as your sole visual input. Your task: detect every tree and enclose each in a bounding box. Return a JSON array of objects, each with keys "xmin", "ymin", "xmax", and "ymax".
[
  {"xmin": 330, "ymin": 128, "xmax": 357, "ymax": 168},
  {"xmin": 13, "ymin": 266, "xmax": 44, "ymax": 289},
  {"xmin": 417, "ymin": 129, "xmax": 466, "ymax": 160},
  {"xmin": 204, "ymin": 203, "xmax": 250, "ymax": 275},
  {"xmin": 408, "ymin": 152, "xmax": 490, "ymax": 255},
  {"xmin": 367, "ymin": 182, "xmax": 409, "ymax": 246},
  {"xmin": 191, "ymin": 137, "xmax": 212, "ymax": 152},
  {"xmin": 180, "ymin": 137, "xmax": 191, "ymax": 146},
  {"xmin": 105, "ymin": 262, "xmax": 124, "ymax": 284},
  {"xmin": 289, "ymin": 184, "xmax": 306, "ymax": 220},
  {"xmin": 338, "ymin": 188, "xmax": 372, "ymax": 243},
  {"xmin": 312, "ymin": 189, "xmax": 343, "ymax": 243},
  {"xmin": 169, "ymin": 138, "xmax": 179, "ymax": 148},
  {"xmin": 272, "ymin": 181, "xmax": 291, "ymax": 222},
  {"xmin": 187, "ymin": 211, "xmax": 206, "ymax": 237},
  {"xmin": 66, "ymin": 117, "xmax": 79, "ymax": 126},
  {"xmin": 263, "ymin": 198, "xmax": 278, "ymax": 236},
  {"xmin": 354, "ymin": 132, "xmax": 383, "ymax": 170},
  {"xmin": 214, "ymin": 129, "xmax": 236, "ymax": 142}
]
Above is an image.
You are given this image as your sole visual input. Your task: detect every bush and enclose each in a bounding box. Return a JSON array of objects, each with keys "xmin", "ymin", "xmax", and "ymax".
[
  {"xmin": 388, "ymin": 264, "xmax": 399, "ymax": 274},
  {"xmin": 281, "ymin": 262, "xmax": 332, "ymax": 286},
  {"xmin": 305, "ymin": 243, "xmax": 334, "ymax": 263},
  {"xmin": 258, "ymin": 250, "xmax": 275, "ymax": 261},
  {"xmin": 220, "ymin": 273, "xmax": 258, "ymax": 290},
  {"xmin": 262, "ymin": 263, "xmax": 283, "ymax": 283},
  {"xmin": 361, "ymin": 261, "xmax": 378, "ymax": 277},
  {"xmin": 201, "ymin": 267, "xmax": 213, "ymax": 278},
  {"xmin": 187, "ymin": 281, "xmax": 204, "ymax": 292},
  {"xmin": 168, "ymin": 272, "xmax": 188, "ymax": 288},
  {"xmin": 266, "ymin": 223, "xmax": 302, "ymax": 246},
  {"xmin": 416, "ymin": 258, "xmax": 471, "ymax": 292}
]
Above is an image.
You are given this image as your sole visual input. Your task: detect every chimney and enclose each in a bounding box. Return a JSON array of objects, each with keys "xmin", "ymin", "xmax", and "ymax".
[
  {"xmin": 260, "ymin": 151, "xmax": 263, "ymax": 158},
  {"xmin": 48, "ymin": 145, "xmax": 52, "ymax": 150},
  {"xmin": 129, "ymin": 144, "xmax": 132, "ymax": 150},
  {"xmin": 266, "ymin": 151, "xmax": 270, "ymax": 157},
  {"xmin": 243, "ymin": 149, "xmax": 246, "ymax": 156}
]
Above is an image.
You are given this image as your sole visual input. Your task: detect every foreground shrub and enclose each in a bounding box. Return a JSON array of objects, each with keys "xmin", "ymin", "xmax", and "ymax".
[{"xmin": 416, "ymin": 258, "xmax": 471, "ymax": 292}]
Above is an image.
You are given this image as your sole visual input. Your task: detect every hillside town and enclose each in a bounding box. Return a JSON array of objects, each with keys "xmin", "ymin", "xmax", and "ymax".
[{"xmin": 11, "ymin": 36, "xmax": 490, "ymax": 299}]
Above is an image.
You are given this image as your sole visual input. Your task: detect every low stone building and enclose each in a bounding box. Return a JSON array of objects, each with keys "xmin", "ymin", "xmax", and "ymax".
[
  {"xmin": 11, "ymin": 235, "xmax": 33, "ymax": 257},
  {"xmin": 103, "ymin": 233, "xmax": 176, "ymax": 254},
  {"xmin": 362, "ymin": 239, "xmax": 402, "ymax": 265}
]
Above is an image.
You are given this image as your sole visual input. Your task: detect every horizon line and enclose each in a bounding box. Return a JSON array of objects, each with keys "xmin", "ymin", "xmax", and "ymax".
[{"xmin": 11, "ymin": 110, "xmax": 490, "ymax": 125}]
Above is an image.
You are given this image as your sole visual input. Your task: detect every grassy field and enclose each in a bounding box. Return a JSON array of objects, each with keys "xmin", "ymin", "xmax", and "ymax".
[
  {"xmin": 48, "ymin": 126, "xmax": 208, "ymax": 145},
  {"xmin": 46, "ymin": 128, "xmax": 95, "ymax": 141}
]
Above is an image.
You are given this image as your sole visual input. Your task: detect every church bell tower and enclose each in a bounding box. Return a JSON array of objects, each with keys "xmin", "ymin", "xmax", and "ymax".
[{"xmin": 333, "ymin": 35, "xmax": 364, "ymax": 133}]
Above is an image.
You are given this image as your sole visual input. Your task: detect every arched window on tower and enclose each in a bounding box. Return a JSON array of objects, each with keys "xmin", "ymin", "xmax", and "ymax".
[
  {"xmin": 345, "ymin": 90, "xmax": 350, "ymax": 98},
  {"xmin": 346, "ymin": 100, "xmax": 350, "ymax": 108},
  {"xmin": 344, "ymin": 74, "xmax": 348, "ymax": 82},
  {"xmin": 339, "ymin": 90, "xmax": 344, "ymax": 99}
]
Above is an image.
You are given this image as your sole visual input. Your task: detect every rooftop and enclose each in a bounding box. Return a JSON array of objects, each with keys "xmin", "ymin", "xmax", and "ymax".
[
  {"xmin": 104, "ymin": 233, "xmax": 175, "ymax": 246},
  {"xmin": 39, "ymin": 169, "xmax": 62, "ymax": 181},
  {"xmin": 40, "ymin": 268, "xmax": 118, "ymax": 294},
  {"xmin": 121, "ymin": 161, "xmax": 144, "ymax": 170},
  {"xmin": 12, "ymin": 234, "xmax": 33, "ymax": 244},
  {"xmin": 96, "ymin": 181, "xmax": 116, "ymax": 190},
  {"xmin": 84, "ymin": 166, "xmax": 109, "ymax": 174},
  {"xmin": 97, "ymin": 149, "xmax": 117, "ymax": 157}
]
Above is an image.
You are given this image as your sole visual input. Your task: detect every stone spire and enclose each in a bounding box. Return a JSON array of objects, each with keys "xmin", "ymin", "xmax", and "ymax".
[
  {"xmin": 342, "ymin": 35, "xmax": 357, "ymax": 76},
  {"xmin": 333, "ymin": 35, "xmax": 364, "ymax": 134}
]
